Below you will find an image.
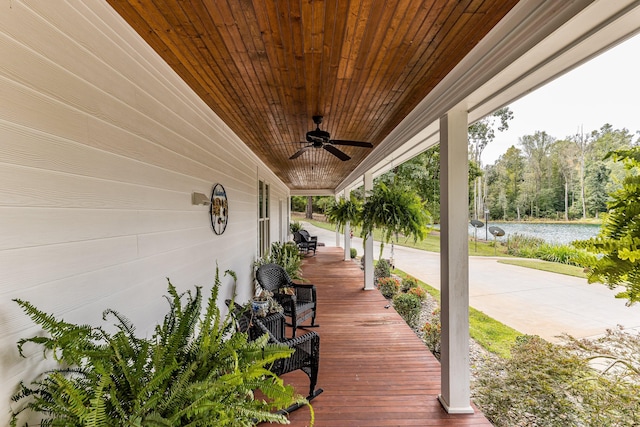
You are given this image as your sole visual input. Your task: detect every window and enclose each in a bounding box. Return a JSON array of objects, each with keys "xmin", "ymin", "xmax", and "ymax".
[{"xmin": 258, "ymin": 180, "xmax": 270, "ymax": 257}]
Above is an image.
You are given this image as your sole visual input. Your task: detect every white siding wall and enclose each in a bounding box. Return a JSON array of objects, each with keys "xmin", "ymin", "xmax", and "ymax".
[{"xmin": 0, "ymin": 2, "xmax": 289, "ymax": 423}]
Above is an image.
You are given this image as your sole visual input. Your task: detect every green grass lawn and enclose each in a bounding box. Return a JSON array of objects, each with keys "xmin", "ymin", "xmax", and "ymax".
[{"xmin": 497, "ymin": 259, "xmax": 588, "ymax": 279}]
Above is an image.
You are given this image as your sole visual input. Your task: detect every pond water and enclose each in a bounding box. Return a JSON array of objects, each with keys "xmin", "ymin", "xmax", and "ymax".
[{"xmin": 467, "ymin": 222, "xmax": 601, "ymax": 245}]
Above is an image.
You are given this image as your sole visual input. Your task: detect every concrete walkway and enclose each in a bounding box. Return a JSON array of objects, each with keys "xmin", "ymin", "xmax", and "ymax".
[{"xmin": 301, "ymin": 222, "xmax": 640, "ymax": 342}]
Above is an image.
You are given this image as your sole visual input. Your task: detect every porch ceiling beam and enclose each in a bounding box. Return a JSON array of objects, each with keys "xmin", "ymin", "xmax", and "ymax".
[{"xmin": 289, "ymin": 189, "xmax": 336, "ymax": 197}]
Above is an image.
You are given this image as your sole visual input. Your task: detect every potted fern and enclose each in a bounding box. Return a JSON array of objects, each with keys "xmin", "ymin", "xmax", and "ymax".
[
  {"xmin": 254, "ymin": 241, "xmax": 303, "ymax": 281},
  {"xmin": 325, "ymin": 194, "xmax": 362, "ymax": 232},
  {"xmin": 361, "ymin": 182, "xmax": 431, "ymax": 260},
  {"xmin": 11, "ymin": 266, "xmax": 308, "ymax": 426}
]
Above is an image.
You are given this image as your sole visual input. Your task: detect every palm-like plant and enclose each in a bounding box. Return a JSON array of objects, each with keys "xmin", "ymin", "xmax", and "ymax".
[
  {"xmin": 361, "ymin": 182, "xmax": 431, "ymax": 259},
  {"xmin": 574, "ymin": 147, "xmax": 640, "ymax": 305},
  {"xmin": 11, "ymin": 266, "xmax": 305, "ymax": 426}
]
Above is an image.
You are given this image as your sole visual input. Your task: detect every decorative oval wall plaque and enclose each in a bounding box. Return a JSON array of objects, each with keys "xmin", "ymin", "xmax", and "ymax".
[{"xmin": 210, "ymin": 183, "xmax": 228, "ymax": 235}]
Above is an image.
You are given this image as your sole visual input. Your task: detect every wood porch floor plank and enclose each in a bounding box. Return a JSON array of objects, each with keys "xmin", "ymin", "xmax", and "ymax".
[{"xmin": 279, "ymin": 247, "xmax": 492, "ymax": 427}]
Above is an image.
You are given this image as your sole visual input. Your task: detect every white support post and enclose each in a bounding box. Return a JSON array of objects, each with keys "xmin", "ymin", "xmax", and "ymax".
[
  {"xmin": 335, "ymin": 193, "xmax": 341, "ymax": 247},
  {"xmin": 363, "ymin": 172, "xmax": 375, "ymax": 290},
  {"xmin": 343, "ymin": 189, "xmax": 351, "ymax": 261},
  {"xmin": 438, "ymin": 106, "xmax": 474, "ymax": 414}
]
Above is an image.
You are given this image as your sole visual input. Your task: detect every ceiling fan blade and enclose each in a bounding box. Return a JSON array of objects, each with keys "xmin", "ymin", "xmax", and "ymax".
[
  {"xmin": 289, "ymin": 145, "xmax": 312, "ymax": 160},
  {"xmin": 323, "ymin": 144, "xmax": 351, "ymax": 161},
  {"xmin": 330, "ymin": 139, "xmax": 374, "ymax": 148}
]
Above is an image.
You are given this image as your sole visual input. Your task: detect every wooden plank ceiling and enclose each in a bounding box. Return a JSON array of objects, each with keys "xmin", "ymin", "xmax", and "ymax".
[{"xmin": 107, "ymin": 0, "xmax": 518, "ymax": 191}]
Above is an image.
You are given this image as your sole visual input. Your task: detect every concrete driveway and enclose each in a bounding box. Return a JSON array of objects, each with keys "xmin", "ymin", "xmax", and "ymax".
[{"xmin": 301, "ymin": 222, "xmax": 640, "ymax": 342}]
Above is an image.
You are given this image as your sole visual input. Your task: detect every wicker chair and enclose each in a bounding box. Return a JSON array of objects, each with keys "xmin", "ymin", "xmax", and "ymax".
[
  {"xmin": 293, "ymin": 231, "xmax": 317, "ymax": 255},
  {"xmin": 256, "ymin": 263, "xmax": 318, "ymax": 337},
  {"xmin": 299, "ymin": 229, "xmax": 317, "ymax": 243},
  {"xmin": 226, "ymin": 301, "xmax": 323, "ymax": 409}
]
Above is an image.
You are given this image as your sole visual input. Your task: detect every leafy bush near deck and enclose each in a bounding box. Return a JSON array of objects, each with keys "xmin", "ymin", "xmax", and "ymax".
[
  {"xmin": 407, "ymin": 286, "xmax": 427, "ymax": 301},
  {"xmin": 400, "ymin": 275, "xmax": 418, "ymax": 292},
  {"xmin": 377, "ymin": 277, "xmax": 399, "ymax": 299},
  {"xmin": 255, "ymin": 241, "xmax": 303, "ymax": 281},
  {"xmin": 374, "ymin": 258, "xmax": 392, "ymax": 280},
  {"xmin": 421, "ymin": 307, "xmax": 441, "ymax": 359},
  {"xmin": 392, "ymin": 293, "xmax": 421, "ymax": 327},
  {"xmin": 506, "ymin": 233, "xmax": 595, "ymax": 268}
]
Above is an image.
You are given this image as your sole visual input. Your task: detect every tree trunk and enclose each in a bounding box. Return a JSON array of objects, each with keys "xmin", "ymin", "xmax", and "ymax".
[
  {"xmin": 564, "ymin": 179, "xmax": 569, "ymax": 221},
  {"xmin": 473, "ymin": 178, "xmax": 478, "ymax": 220},
  {"xmin": 578, "ymin": 128, "xmax": 587, "ymax": 219},
  {"xmin": 305, "ymin": 196, "xmax": 313, "ymax": 219},
  {"xmin": 580, "ymin": 157, "xmax": 587, "ymax": 219}
]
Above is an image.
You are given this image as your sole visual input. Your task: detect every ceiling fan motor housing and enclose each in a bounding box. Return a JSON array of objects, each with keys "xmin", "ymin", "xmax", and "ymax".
[{"xmin": 306, "ymin": 128, "xmax": 330, "ymax": 143}]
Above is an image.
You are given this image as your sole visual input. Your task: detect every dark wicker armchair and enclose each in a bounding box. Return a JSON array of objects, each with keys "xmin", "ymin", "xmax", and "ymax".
[
  {"xmin": 226, "ymin": 301, "xmax": 323, "ymax": 409},
  {"xmin": 293, "ymin": 231, "xmax": 317, "ymax": 254},
  {"xmin": 299, "ymin": 229, "xmax": 317, "ymax": 243},
  {"xmin": 256, "ymin": 263, "xmax": 318, "ymax": 337}
]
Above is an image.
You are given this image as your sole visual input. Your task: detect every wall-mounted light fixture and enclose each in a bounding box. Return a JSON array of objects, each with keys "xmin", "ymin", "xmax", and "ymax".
[{"xmin": 191, "ymin": 192, "xmax": 211, "ymax": 206}]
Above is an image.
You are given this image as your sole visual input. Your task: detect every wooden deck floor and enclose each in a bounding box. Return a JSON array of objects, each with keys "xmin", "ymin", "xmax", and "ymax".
[{"xmin": 280, "ymin": 246, "xmax": 492, "ymax": 427}]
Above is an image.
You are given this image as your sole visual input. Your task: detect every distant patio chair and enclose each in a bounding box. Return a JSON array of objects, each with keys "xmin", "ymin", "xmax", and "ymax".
[
  {"xmin": 294, "ymin": 231, "xmax": 317, "ymax": 255},
  {"xmin": 299, "ymin": 229, "xmax": 318, "ymax": 243}
]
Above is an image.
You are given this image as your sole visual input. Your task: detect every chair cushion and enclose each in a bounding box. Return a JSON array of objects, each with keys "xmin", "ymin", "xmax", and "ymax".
[{"xmin": 294, "ymin": 301, "xmax": 315, "ymax": 314}]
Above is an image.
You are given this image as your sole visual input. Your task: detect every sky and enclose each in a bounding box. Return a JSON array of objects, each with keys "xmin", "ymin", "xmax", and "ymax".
[{"xmin": 481, "ymin": 32, "xmax": 640, "ymax": 165}]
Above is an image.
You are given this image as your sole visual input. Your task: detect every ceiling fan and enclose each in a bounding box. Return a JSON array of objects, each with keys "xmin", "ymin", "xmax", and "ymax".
[{"xmin": 289, "ymin": 116, "xmax": 373, "ymax": 161}]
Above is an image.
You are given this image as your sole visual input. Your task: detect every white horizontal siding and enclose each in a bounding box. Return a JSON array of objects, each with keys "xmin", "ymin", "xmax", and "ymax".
[{"xmin": 0, "ymin": 2, "xmax": 289, "ymax": 424}]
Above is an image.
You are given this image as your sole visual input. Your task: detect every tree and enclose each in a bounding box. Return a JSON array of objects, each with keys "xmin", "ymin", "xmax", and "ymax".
[
  {"xmin": 574, "ymin": 147, "xmax": 640, "ymax": 305},
  {"xmin": 584, "ymin": 124, "xmax": 635, "ymax": 217},
  {"xmin": 291, "ymin": 195, "xmax": 307, "ymax": 212},
  {"xmin": 485, "ymin": 146, "xmax": 525, "ymax": 220},
  {"xmin": 569, "ymin": 128, "xmax": 588, "ymax": 219},
  {"xmin": 520, "ymin": 131, "xmax": 555, "ymax": 217},
  {"xmin": 551, "ymin": 139, "xmax": 580, "ymax": 220},
  {"xmin": 469, "ymin": 107, "xmax": 514, "ymax": 219},
  {"xmin": 305, "ymin": 196, "xmax": 313, "ymax": 219}
]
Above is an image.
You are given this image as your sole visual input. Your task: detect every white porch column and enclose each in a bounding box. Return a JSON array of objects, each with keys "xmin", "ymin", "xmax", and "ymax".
[
  {"xmin": 343, "ymin": 189, "xmax": 351, "ymax": 261},
  {"xmin": 335, "ymin": 193, "xmax": 341, "ymax": 247},
  {"xmin": 363, "ymin": 172, "xmax": 375, "ymax": 290},
  {"xmin": 438, "ymin": 106, "xmax": 473, "ymax": 414}
]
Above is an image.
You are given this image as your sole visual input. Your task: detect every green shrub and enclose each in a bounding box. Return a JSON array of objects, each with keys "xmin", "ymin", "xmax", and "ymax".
[
  {"xmin": 408, "ymin": 286, "xmax": 427, "ymax": 301},
  {"xmin": 374, "ymin": 259, "xmax": 391, "ymax": 280},
  {"xmin": 350, "ymin": 247, "xmax": 357, "ymax": 259},
  {"xmin": 392, "ymin": 292, "xmax": 421, "ymax": 327},
  {"xmin": 421, "ymin": 308, "xmax": 441, "ymax": 358},
  {"xmin": 400, "ymin": 275, "xmax": 418, "ymax": 292},
  {"xmin": 474, "ymin": 333, "xmax": 640, "ymax": 427},
  {"xmin": 255, "ymin": 241, "xmax": 303, "ymax": 280},
  {"xmin": 506, "ymin": 233, "xmax": 545, "ymax": 255},
  {"xmin": 474, "ymin": 335, "xmax": 587, "ymax": 427},
  {"xmin": 377, "ymin": 277, "xmax": 399, "ymax": 299},
  {"xmin": 506, "ymin": 233, "xmax": 596, "ymax": 268},
  {"xmin": 290, "ymin": 220, "xmax": 303, "ymax": 233},
  {"xmin": 11, "ymin": 267, "xmax": 305, "ymax": 426}
]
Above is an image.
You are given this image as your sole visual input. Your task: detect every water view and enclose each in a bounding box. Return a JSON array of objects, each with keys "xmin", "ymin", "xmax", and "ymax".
[{"xmin": 468, "ymin": 222, "xmax": 601, "ymax": 245}]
